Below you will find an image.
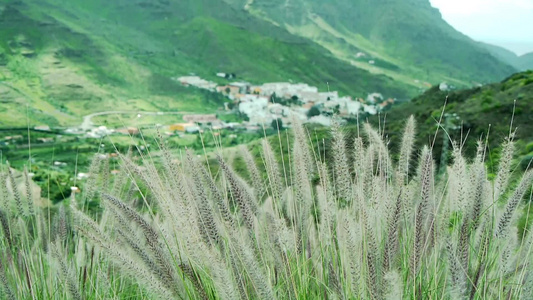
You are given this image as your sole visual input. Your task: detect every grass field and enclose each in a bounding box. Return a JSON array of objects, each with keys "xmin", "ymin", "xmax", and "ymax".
[
  {"xmin": 0, "ymin": 117, "xmax": 532, "ymax": 299},
  {"xmin": 0, "ymin": 125, "xmax": 272, "ymax": 202}
]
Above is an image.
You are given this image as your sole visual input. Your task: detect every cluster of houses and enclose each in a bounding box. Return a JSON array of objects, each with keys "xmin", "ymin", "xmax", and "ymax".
[
  {"xmin": 168, "ymin": 114, "xmax": 244, "ymax": 134},
  {"xmin": 83, "ymin": 126, "xmax": 142, "ymax": 138},
  {"xmin": 1, "ymin": 75, "xmax": 397, "ymax": 145},
  {"xmin": 176, "ymin": 75, "xmax": 396, "ymax": 127}
]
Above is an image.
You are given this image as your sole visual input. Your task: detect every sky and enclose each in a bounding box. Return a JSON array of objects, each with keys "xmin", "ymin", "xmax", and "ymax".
[{"xmin": 429, "ymin": 0, "xmax": 533, "ymax": 55}]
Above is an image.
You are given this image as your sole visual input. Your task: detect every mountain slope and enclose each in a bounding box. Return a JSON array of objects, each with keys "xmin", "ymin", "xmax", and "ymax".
[
  {"xmin": 518, "ymin": 53, "xmax": 533, "ymax": 70},
  {"xmin": 0, "ymin": 0, "xmax": 416, "ymax": 127},
  {"xmin": 380, "ymin": 71, "xmax": 533, "ymax": 162},
  {"xmin": 480, "ymin": 43, "xmax": 533, "ymax": 71},
  {"xmin": 226, "ymin": 0, "xmax": 516, "ymax": 87}
]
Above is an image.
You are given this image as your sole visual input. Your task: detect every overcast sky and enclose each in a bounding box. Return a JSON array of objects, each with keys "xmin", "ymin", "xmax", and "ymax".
[{"xmin": 429, "ymin": 0, "xmax": 533, "ymax": 55}]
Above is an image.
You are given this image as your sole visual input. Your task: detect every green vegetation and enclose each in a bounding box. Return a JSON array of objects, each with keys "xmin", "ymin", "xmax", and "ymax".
[
  {"xmin": 480, "ymin": 43, "xmax": 533, "ymax": 71},
  {"xmin": 307, "ymin": 105, "xmax": 321, "ymax": 118},
  {"xmin": 0, "ymin": 126, "xmax": 274, "ymax": 201},
  {"xmin": 228, "ymin": 0, "xmax": 517, "ymax": 87},
  {"xmin": 375, "ymin": 71, "xmax": 533, "ymax": 169},
  {"xmin": 1, "ymin": 2, "xmax": 531, "ymax": 296},
  {"xmin": 0, "ymin": 0, "xmax": 417, "ymax": 127},
  {"xmin": 0, "ymin": 118, "xmax": 532, "ymax": 299}
]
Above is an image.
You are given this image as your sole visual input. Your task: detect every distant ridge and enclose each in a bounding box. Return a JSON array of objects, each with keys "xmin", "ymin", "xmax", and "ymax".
[
  {"xmin": 479, "ymin": 42, "xmax": 533, "ymax": 71},
  {"xmin": 225, "ymin": 0, "xmax": 517, "ymax": 85},
  {"xmin": 0, "ymin": 0, "xmax": 520, "ymax": 127}
]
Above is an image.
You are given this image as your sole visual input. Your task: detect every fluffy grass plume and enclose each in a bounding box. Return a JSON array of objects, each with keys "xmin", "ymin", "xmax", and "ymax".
[{"xmin": 0, "ymin": 116, "xmax": 532, "ymax": 299}]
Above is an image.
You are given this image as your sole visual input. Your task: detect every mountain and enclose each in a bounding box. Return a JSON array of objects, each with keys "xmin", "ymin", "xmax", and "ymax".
[
  {"xmin": 0, "ymin": 0, "xmax": 520, "ymax": 128},
  {"xmin": 225, "ymin": 0, "xmax": 516, "ymax": 87},
  {"xmin": 480, "ymin": 42, "xmax": 533, "ymax": 71},
  {"xmin": 518, "ymin": 53, "xmax": 533, "ymax": 70},
  {"xmin": 0, "ymin": 0, "xmax": 415, "ymax": 127}
]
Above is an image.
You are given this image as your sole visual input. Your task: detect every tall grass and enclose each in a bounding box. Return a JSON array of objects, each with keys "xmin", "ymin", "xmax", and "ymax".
[{"xmin": 0, "ymin": 116, "xmax": 532, "ymax": 299}]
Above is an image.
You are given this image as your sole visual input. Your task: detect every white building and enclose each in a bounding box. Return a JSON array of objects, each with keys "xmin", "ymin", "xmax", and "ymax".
[
  {"xmin": 363, "ymin": 104, "xmax": 378, "ymax": 115},
  {"xmin": 239, "ymin": 94, "xmax": 269, "ymax": 103},
  {"xmin": 185, "ymin": 125, "xmax": 200, "ymax": 133},
  {"xmin": 175, "ymin": 76, "xmax": 217, "ymax": 91},
  {"xmin": 267, "ymin": 103, "xmax": 291, "ymax": 118},
  {"xmin": 307, "ymin": 115, "xmax": 332, "ymax": 126},
  {"xmin": 439, "ymin": 82, "xmax": 450, "ymax": 91},
  {"xmin": 366, "ymin": 92, "xmax": 383, "ymax": 104},
  {"xmin": 260, "ymin": 82, "xmax": 318, "ymax": 98},
  {"xmin": 290, "ymin": 108, "xmax": 309, "ymax": 122},
  {"xmin": 323, "ymin": 97, "xmax": 362, "ymax": 115},
  {"xmin": 300, "ymin": 91, "xmax": 321, "ymax": 103},
  {"xmin": 229, "ymin": 82, "xmax": 250, "ymax": 94},
  {"xmin": 239, "ymin": 97, "xmax": 269, "ymax": 124},
  {"xmin": 87, "ymin": 126, "xmax": 114, "ymax": 138}
]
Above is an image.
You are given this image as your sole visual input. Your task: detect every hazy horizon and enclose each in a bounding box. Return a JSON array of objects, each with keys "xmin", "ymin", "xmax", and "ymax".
[{"xmin": 430, "ymin": 0, "xmax": 533, "ymax": 56}]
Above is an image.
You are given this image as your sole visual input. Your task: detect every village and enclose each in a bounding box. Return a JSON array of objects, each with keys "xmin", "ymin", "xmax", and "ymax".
[
  {"xmin": 2, "ymin": 73, "xmax": 396, "ymax": 147},
  {"xmin": 172, "ymin": 73, "xmax": 395, "ymax": 130}
]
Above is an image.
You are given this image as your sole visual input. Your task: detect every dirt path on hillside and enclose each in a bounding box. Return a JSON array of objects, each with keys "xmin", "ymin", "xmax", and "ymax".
[{"xmin": 80, "ymin": 111, "xmax": 189, "ymax": 131}]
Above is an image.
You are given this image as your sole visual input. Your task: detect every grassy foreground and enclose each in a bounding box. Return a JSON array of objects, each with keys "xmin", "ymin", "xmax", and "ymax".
[{"xmin": 0, "ymin": 116, "xmax": 532, "ymax": 299}]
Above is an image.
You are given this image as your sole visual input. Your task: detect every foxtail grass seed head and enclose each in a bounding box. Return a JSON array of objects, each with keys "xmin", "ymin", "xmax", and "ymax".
[
  {"xmin": 494, "ymin": 137, "xmax": 515, "ymax": 200},
  {"xmin": 397, "ymin": 115, "xmax": 416, "ymax": 185},
  {"xmin": 1, "ymin": 118, "xmax": 532, "ymax": 299},
  {"xmin": 496, "ymin": 170, "xmax": 533, "ymax": 238},
  {"xmin": 6, "ymin": 163, "xmax": 23, "ymax": 216},
  {"xmin": 331, "ymin": 121, "xmax": 353, "ymax": 203},
  {"xmin": 23, "ymin": 166, "xmax": 34, "ymax": 216},
  {"xmin": 261, "ymin": 138, "xmax": 284, "ymax": 203},
  {"xmin": 240, "ymin": 145, "xmax": 265, "ymax": 200},
  {"xmin": 0, "ymin": 252, "xmax": 15, "ymax": 300}
]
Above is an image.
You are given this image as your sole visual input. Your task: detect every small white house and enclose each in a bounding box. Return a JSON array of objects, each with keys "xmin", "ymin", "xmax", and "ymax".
[
  {"xmin": 363, "ymin": 104, "xmax": 377, "ymax": 115},
  {"xmin": 185, "ymin": 125, "xmax": 200, "ymax": 133},
  {"xmin": 324, "ymin": 97, "xmax": 362, "ymax": 115},
  {"xmin": 366, "ymin": 93, "xmax": 383, "ymax": 104},
  {"xmin": 239, "ymin": 97, "xmax": 269, "ymax": 124},
  {"xmin": 307, "ymin": 115, "xmax": 332, "ymax": 126}
]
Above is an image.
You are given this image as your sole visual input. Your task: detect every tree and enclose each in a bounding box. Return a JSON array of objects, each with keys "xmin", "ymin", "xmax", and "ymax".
[
  {"xmin": 290, "ymin": 95, "xmax": 301, "ymax": 106},
  {"xmin": 271, "ymin": 118, "xmax": 283, "ymax": 131},
  {"xmin": 271, "ymin": 92, "xmax": 280, "ymax": 103},
  {"xmin": 333, "ymin": 104, "xmax": 340, "ymax": 115},
  {"xmin": 307, "ymin": 106, "xmax": 321, "ymax": 118}
]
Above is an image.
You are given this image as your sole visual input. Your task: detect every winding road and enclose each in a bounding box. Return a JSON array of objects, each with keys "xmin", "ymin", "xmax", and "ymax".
[{"xmin": 80, "ymin": 111, "xmax": 187, "ymax": 131}]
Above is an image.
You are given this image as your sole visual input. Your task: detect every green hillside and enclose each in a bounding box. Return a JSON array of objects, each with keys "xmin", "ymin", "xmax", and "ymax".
[
  {"xmin": 226, "ymin": 0, "xmax": 517, "ymax": 87},
  {"xmin": 380, "ymin": 71, "xmax": 533, "ymax": 168},
  {"xmin": 519, "ymin": 53, "xmax": 533, "ymax": 70},
  {"xmin": 480, "ymin": 42, "xmax": 533, "ymax": 71},
  {"xmin": 0, "ymin": 0, "xmax": 415, "ymax": 127}
]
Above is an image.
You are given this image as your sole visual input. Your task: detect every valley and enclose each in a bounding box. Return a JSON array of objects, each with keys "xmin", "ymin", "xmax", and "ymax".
[
  {"xmin": 0, "ymin": 0, "xmax": 531, "ymax": 201},
  {"xmin": 1, "ymin": 1, "xmax": 533, "ymax": 299}
]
